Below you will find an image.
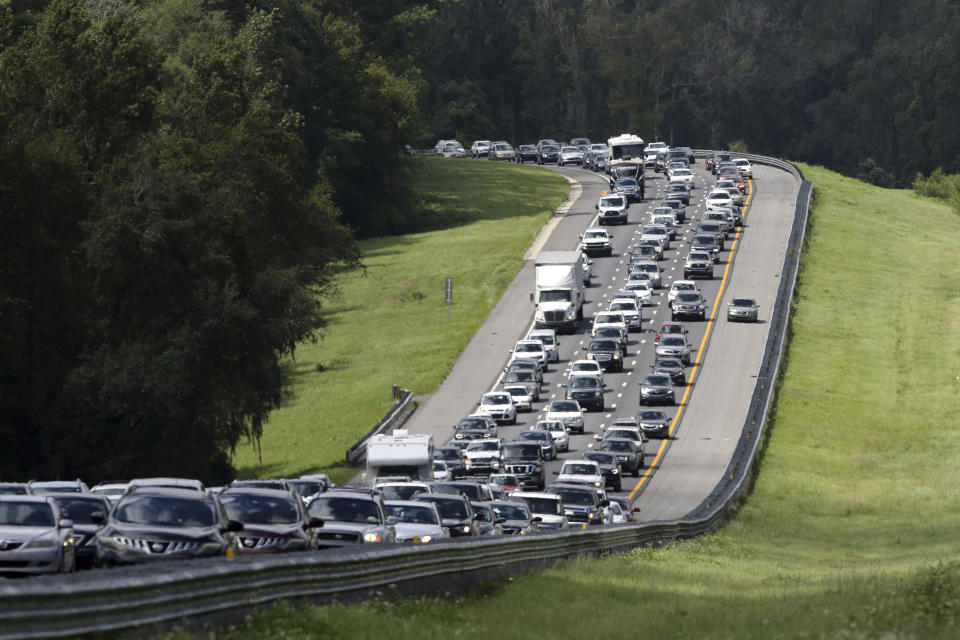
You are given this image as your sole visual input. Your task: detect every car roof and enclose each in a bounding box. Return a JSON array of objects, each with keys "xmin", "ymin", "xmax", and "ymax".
[{"xmin": 219, "ymin": 487, "xmax": 298, "ymax": 500}]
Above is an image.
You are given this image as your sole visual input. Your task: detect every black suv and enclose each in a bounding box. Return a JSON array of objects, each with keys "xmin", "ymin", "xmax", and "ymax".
[
  {"xmin": 587, "ymin": 339, "xmax": 624, "ymax": 372},
  {"xmin": 500, "ymin": 442, "xmax": 545, "ymax": 490},
  {"xmin": 600, "ymin": 438, "xmax": 644, "ymax": 476}
]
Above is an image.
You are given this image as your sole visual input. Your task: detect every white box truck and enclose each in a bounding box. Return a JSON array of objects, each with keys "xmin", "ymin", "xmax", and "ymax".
[
  {"xmin": 365, "ymin": 430, "xmax": 434, "ymax": 485},
  {"xmin": 533, "ymin": 251, "xmax": 584, "ymax": 334}
]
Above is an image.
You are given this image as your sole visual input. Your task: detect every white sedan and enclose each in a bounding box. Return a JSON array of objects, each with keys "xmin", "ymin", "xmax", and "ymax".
[
  {"xmin": 608, "ymin": 298, "xmax": 642, "ymax": 331},
  {"xmin": 591, "ymin": 311, "xmax": 628, "ymax": 337},
  {"xmin": 669, "ymin": 168, "xmax": 696, "ymax": 188},
  {"xmin": 733, "ymin": 158, "xmax": 753, "ymax": 178},
  {"xmin": 556, "ymin": 460, "xmax": 605, "ymax": 489},
  {"xmin": 568, "ymin": 359, "xmax": 605, "ymax": 385},
  {"xmin": 544, "ymin": 400, "xmax": 585, "ymax": 435},
  {"xmin": 624, "ymin": 281, "xmax": 654, "ymax": 306}
]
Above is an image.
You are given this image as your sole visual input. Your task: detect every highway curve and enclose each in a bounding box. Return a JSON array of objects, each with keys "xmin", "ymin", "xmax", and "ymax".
[{"xmin": 402, "ymin": 157, "xmax": 801, "ymax": 523}]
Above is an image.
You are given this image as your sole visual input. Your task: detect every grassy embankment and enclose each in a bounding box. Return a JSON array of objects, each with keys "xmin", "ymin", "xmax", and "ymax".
[
  {"xmin": 195, "ymin": 164, "xmax": 960, "ymax": 638},
  {"xmin": 231, "ymin": 158, "xmax": 569, "ymax": 483}
]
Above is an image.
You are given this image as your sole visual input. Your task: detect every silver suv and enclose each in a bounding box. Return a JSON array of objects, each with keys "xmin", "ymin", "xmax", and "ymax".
[{"xmin": 306, "ymin": 489, "xmax": 396, "ymax": 547}]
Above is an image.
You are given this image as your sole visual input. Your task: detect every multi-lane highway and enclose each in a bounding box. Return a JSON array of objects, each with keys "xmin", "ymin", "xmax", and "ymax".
[{"xmin": 403, "ymin": 158, "xmax": 800, "ymax": 522}]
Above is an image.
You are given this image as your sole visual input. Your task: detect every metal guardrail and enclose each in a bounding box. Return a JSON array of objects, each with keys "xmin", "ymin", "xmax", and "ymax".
[
  {"xmin": 344, "ymin": 386, "xmax": 414, "ymax": 465},
  {"xmin": 0, "ymin": 154, "xmax": 812, "ymax": 640}
]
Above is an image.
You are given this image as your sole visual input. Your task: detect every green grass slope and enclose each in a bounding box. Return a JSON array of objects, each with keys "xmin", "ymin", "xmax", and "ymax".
[
  {"xmin": 191, "ymin": 164, "xmax": 960, "ymax": 638},
  {"xmin": 231, "ymin": 158, "xmax": 568, "ymax": 482}
]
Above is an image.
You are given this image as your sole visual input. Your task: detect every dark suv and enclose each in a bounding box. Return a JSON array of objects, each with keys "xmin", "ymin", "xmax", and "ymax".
[
  {"xmin": 97, "ymin": 487, "xmax": 240, "ymax": 565},
  {"xmin": 500, "ymin": 442, "xmax": 546, "ymax": 490}
]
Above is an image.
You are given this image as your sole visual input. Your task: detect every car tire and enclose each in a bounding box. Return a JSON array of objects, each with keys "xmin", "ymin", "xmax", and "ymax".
[{"xmin": 633, "ymin": 465, "xmax": 640, "ymax": 477}]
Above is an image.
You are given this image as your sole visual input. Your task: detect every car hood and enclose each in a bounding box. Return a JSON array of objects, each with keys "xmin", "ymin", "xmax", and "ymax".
[
  {"xmin": 547, "ymin": 411, "xmax": 582, "ymax": 421},
  {"xmin": 236, "ymin": 522, "xmax": 306, "ymax": 539},
  {"xmin": 557, "ymin": 474, "xmax": 603, "ymax": 485},
  {"xmin": 0, "ymin": 525, "xmax": 64, "ymax": 541},
  {"xmin": 465, "ymin": 451, "xmax": 500, "ymax": 460},
  {"xmin": 103, "ymin": 522, "xmax": 220, "ymax": 541},
  {"xmin": 313, "ymin": 521, "xmax": 381, "ymax": 535},
  {"xmin": 394, "ymin": 523, "xmax": 444, "ymax": 538}
]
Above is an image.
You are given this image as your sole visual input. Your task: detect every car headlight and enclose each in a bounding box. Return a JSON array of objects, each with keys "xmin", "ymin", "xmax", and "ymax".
[
  {"xmin": 611, "ymin": 468, "xmax": 619, "ymax": 475},
  {"xmin": 567, "ymin": 312, "xmax": 577, "ymax": 320},
  {"xmin": 586, "ymin": 353, "xmax": 595, "ymax": 359},
  {"xmin": 535, "ymin": 311, "xmax": 545, "ymax": 320},
  {"xmin": 419, "ymin": 535, "xmax": 433, "ymax": 544},
  {"xmin": 588, "ymin": 512, "xmax": 595, "ymax": 519},
  {"xmin": 461, "ymin": 526, "xmax": 471, "ymax": 533},
  {"xmin": 613, "ymin": 354, "xmax": 621, "ymax": 359},
  {"xmin": 98, "ymin": 535, "xmax": 125, "ymax": 551},
  {"xmin": 594, "ymin": 391, "xmax": 602, "ymax": 397},
  {"xmin": 363, "ymin": 532, "xmax": 384, "ymax": 543},
  {"xmin": 594, "ymin": 481, "xmax": 602, "ymax": 487}
]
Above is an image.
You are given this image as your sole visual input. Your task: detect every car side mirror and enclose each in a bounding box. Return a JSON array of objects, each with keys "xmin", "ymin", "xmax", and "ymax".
[
  {"xmin": 532, "ymin": 516, "xmax": 543, "ymax": 523},
  {"xmin": 59, "ymin": 519, "xmax": 74, "ymax": 529},
  {"xmin": 89, "ymin": 511, "xmax": 106, "ymax": 525},
  {"xmin": 495, "ymin": 517, "xmax": 507, "ymax": 525},
  {"xmin": 594, "ymin": 204, "xmax": 598, "ymax": 210},
  {"xmin": 387, "ymin": 516, "xmax": 399, "ymax": 525},
  {"xmin": 600, "ymin": 499, "xmax": 610, "ymax": 507},
  {"xmin": 308, "ymin": 517, "xmax": 324, "ymax": 528},
  {"xmin": 588, "ymin": 260, "xmax": 594, "ymax": 265},
  {"xmin": 552, "ymin": 471, "xmax": 560, "ymax": 475},
  {"xmin": 225, "ymin": 520, "xmax": 244, "ymax": 533},
  {"xmin": 632, "ymin": 507, "xmax": 641, "ymax": 513}
]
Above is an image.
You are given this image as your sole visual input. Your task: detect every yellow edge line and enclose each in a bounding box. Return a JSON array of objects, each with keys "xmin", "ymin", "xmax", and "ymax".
[{"xmin": 628, "ymin": 177, "xmax": 756, "ymax": 501}]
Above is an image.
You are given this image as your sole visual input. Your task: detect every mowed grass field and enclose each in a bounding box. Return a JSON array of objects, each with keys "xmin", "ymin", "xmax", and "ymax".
[
  {"xmin": 191, "ymin": 164, "xmax": 960, "ymax": 638},
  {"xmin": 231, "ymin": 158, "xmax": 568, "ymax": 481}
]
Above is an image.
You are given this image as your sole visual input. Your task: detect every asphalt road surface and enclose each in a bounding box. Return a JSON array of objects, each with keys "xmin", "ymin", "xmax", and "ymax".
[{"xmin": 401, "ymin": 158, "xmax": 801, "ymax": 522}]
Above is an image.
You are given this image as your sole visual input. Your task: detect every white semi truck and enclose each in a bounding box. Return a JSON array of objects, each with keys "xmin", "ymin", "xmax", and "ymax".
[
  {"xmin": 533, "ymin": 251, "xmax": 585, "ymax": 334},
  {"xmin": 365, "ymin": 430, "xmax": 434, "ymax": 485}
]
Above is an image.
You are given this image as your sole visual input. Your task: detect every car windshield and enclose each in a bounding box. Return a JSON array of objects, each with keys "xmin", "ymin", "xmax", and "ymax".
[
  {"xmin": 114, "ymin": 495, "xmax": 217, "ymax": 527},
  {"xmin": 505, "ymin": 387, "xmax": 527, "ymax": 398},
  {"xmin": 503, "ymin": 443, "xmax": 541, "ymax": 460},
  {"xmin": 458, "ymin": 418, "xmax": 488, "ymax": 429},
  {"xmin": 590, "ymin": 341, "xmax": 619, "ymax": 351},
  {"xmin": 468, "ymin": 441, "xmax": 500, "ymax": 452},
  {"xmin": 0, "ymin": 502, "xmax": 55, "ymax": 526},
  {"xmin": 584, "ymin": 231, "xmax": 607, "ymax": 239},
  {"xmin": 491, "ymin": 504, "xmax": 529, "ymax": 520},
  {"xmin": 515, "ymin": 343, "xmax": 541, "ymax": 353},
  {"xmin": 386, "ymin": 504, "xmax": 439, "ymax": 525},
  {"xmin": 484, "ymin": 395, "xmax": 510, "ymax": 405},
  {"xmin": 539, "ymin": 290, "xmax": 571, "ymax": 302},
  {"xmin": 436, "ymin": 449, "xmax": 460, "ymax": 461},
  {"xmin": 421, "ymin": 498, "xmax": 469, "ymax": 519},
  {"xmin": 307, "ymin": 496, "xmax": 381, "ymax": 524},
  {"xmin": 518, "ymin": 432, "xmax": 546, "ymax": 442},
  {"xmin": 289, "ymin": 481, "xmax": 324, "ymax": 498},
  {"xmin": 52, "ymin": 497, "xmax": 106, "ymax": 524},
  {"xmin": 732, "ymin": 298, "xmax": 756, "ymax": 306},
  {"xmin": 594, "ymin": 327, "xmax": 623, "ymax": 339},
  {"xmin": 572, "ymin": 362, "xmax": 601, "ymax": 372},
  {"xmin": 562, "ymin": 464, "xmax": 598, "ymax": 476},
  {"xmin": 645, "ymin": 375, "xmax": 671, "ymax": 386},
  {"xmin": 220, "ymin": 494, "xmax": 300, "ymax": 525},
  {"xmin": 551, "ymin": 488, "xmax": 596, "ymax": 507},
  {"xmin": 602, "ymin": 440, "xmax": 634, "ymax": 452},
  {"xmin": 674, "ymin": 283, "xmax": 695, "ymax": 292},
  {"xmin": 550, "ymin": 401, "xmax": 580, "ymax": 413},
  {"xmin": 655, "ymin": 360, "xmax": 681, "ymax": 370},
  {"xmin": 517, "ymin": 497, "xmax": 563, "ymax": 516},
  {"xmin": 585, "ymin": 453, "xmax": 617, "ymax": 465},
  {"xmin": 601, "ymin": 198, "xmax": 623, "ymax": 207},
  {"xmin": 536, "ymin": 421, "xmax": 565, "ymax": 432},
  {"xmin": 569, "ymin": 377, "xmax": 599, "ymax": 389},
  {"xmin": 677, "ymin": 293, "xmax": 701, "ymax": 303},
  {"xmin": 609, "ymin": 302, "xmax": 635, "ymax": 311},
  {"xmin": 542, "ymin": 146, "xmax": 558, "ymax": 152},
  {"xmin": 530, "ymin": 333, "xmax": 556, "ymax": 346},
  {"xmin": 596, "ymin": 313, "xmax": 622, "ymax": 323},
  {"xmin": 660, "ymin": 337, "xmax": 685, "ymax": 346},
  {"xmin": 638, "ymin": 411, "xmax": 667, "ymax": 420},
  {"xmin": 380, "ymin": 485, "xmax": 425, "ymax": 501}
]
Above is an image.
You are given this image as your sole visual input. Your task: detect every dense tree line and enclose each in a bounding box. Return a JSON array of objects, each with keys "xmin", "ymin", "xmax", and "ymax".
[
  {"xmin": 0, "ymin": 0, "xmax": 431, "ymax": 482},
  {"xmin": 418, "ymin": 0, "xmax": 960, "ymax": 186}
]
